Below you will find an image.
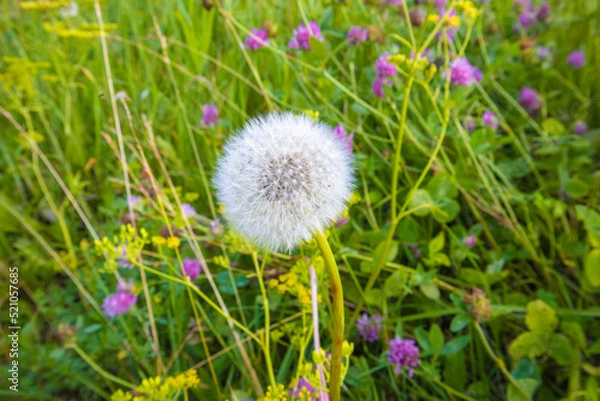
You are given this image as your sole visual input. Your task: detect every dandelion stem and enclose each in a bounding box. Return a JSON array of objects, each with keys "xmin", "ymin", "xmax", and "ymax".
[{"xmin": 315, "ymin": 231, "xmax": 344, "ymax": 401}]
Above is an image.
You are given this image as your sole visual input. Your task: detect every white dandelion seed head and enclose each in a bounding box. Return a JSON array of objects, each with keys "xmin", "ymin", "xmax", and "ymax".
[{"xmin": 214, "ymin": 112, "xmax": 354, "ymax": 252}]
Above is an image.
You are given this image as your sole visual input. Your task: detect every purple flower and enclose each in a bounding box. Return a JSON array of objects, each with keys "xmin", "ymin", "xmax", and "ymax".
[
  {"xmin": 246, "ymin": 28, "xmax": 269, "ymax": 50},
  {"xmin": 127, "ymin": 195, "xmax": 142, "ymax": 208},
  {"xmin": 357, "ymin": 313, "xmax": 383, "ymax": 342},
  {"xmin": 518, "ymin": 5, "xmax": 536, "ymax": 29},
  {"xmin": 201, "ymin": 104, "xmax": 219, "ymax": 126},
  {"xmin": 181, "ymin": 203, "xmax": 198, "ymax": 219},
  {"xmin": 210, "ymin": 219, "xmax": 224, "ymax": 236},
  {"xmin": 116, "ymin": 246, "xmax": 134, "ymax": 269},
  {"xmin": 103, "ymin": 280, "xmax": 137, "ymax": 318},
  {"xmin": 537, "ymin": 46, "xmax": 551, "ymax": 59},
  {"xmin": 388, "ymin": 337, "xmax": 421, "ymax": 376},
  {"xmin": 574, "ymin": 122, "xmax": 587, "ymax": 135},
  {"xmin": 464, "ymin": 116, "xmax": 476, "ymax": 132},
  {"xmin": 384, "ymin": 0, "xmax": 403, "ymax": 4},
  {"xmin": 433, "ymin": 0, "xmax": 446, "ymax": 8},
  {"xmin": 182, "ymin": 257, "xmax": 202, "ymax": 280},
  {"xmin": 290, "ymin": 377, "xmax": 316, "ymax": 397},
  {"xmin": 437, "ymin": 9, "xmax": 458, "ymax": 42},
  {"xmin": 514, "ymin": 0, "xmax": 531, "ymax": 6},
  {"xmin": 289, "ymin": 21, "xmax": 323, "ymax": 51},
  {"xmin": 347, "ymin": 26, "xmax": 368, "ymax": 46},
  {"xmin": 449, "ymin": 58, "xmax": 482, "ymax": 86},
  {"xmin": 372, "ymin": 78, "xmax": 392, "ymax": 98},
  {"xmin": 375, "ymin": 54, "xmax": 397, "ymax": 78},
  {"xmin": 333, "ymin": 124, "xmax": 354, "ymax": 153},
  {"xmin": 462, "ymin": 233, "xmax": 477, "ymax": 248},
  {"xmin": 536, "ymin": 2, "xmax": 550, "ymax": 23},
  {"xmin": 567, "ymin": 50, "xmax": 585, "ymax": 69},
  {"xmin": 518, "ymin": 87, "xmax": 541, "ymax": 115},
  {"xmin": 335, "ymin": 216, "xmax": 349, "ymax": 227},
  {"xmin": 482, "ymin": 111, "xmax": 498, "ymax": 131}
]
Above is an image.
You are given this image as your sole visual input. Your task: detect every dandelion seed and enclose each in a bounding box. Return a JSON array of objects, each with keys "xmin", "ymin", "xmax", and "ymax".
[
  {"xmin": 102, "ymin": 279, "xmax": 137, "ymax": 318},
  {"xmin": 289, "ymin": 21, "xmax": 323, "ymax": 51},
  {"xmin": 566, "ymin": 50, "xmax": 585, "ymax": 69},
  {"xmin": 346, "ymin": 26, "xmax": 368, "ymax": 46},
  {"xmin": 214, "ymin": 113, "xmax": 354, "ymax": 252},
  {"xmin": 182, "ymin": 257, "xmax": 202, "ymax": 280},
  {"xmin": 246, "ymin": 28, "xmax": 269, "ymax": 50},
  {"xmin": 482, "ymin": 111, "xmax": 498, "ymax": 131},
  {"xmin": 356, "ymin": 313, "xmax": 383, "ymax": 342},
  {"xmin": 201, "ymin": 104, "xmax": 219, "ymax": 126},
  {"xmin": 388, "ymin": 337, "xmax": 421, "ymax": 376}
]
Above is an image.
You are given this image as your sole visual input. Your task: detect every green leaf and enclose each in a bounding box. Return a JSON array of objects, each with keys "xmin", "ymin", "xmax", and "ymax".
[
  {"xmin": 525, "ymin": 300, "xmax": 558, "ymax": 333},
  {"xmin": 415, "ymin": 327, "xmax": 431, "ymax": 353},
  {"xmin": 560, "ymin": 321, "xmax": 586, "ymax": 348},
  {"xmin": 420, "ymin": 282, "xmax": 440, "ymax": 300},
  {"xmin": 409, "ymin": 189, "xmax": 433, "ymax": 216},
  {"xmin": 397, "ymin": 217, "xmax": 419, "ymax": 243},
  {"xmin": 364, "ymin": 289, "xmax": 384, "ymax": 306},
  {"xmin": 509, "ymin": 332, "xmax": 547, "ymax": 360},
  {"xmin": 384, "ymin": 269, "xmax": 408, "ymax": 298},
  {"xmin": 309, "ymin": 36, "xmax": 327, "ymax": 58},
  {"xmin": 429, "ymin": 232, "xmax": 445, "ymax": 255},
  {"xmin": 426, "ymin": 173, "xmax": 459, "ymax": 199},
  {"xmin": 565, "ymin": 178, "xmax": 591, "ymax": 198},
  {"xmin": 507, "ymin": 378, "xmax": 540, "ymax": 401},
  {"xmin": 432, "ymin": 198, "xmax": 460, "ymax": 223},
  {"xmin": 450, "ymin": 313, "xmax": 471, "ymax": 332},
  {"xmin": 374, "ymin": 240, "xmax": 399, "ymax": 264},
  {"xmin": 441, "ymin": 335, "xmax": 471, "ymax": 356},
  {"xmin": 443, "ymin": 350, "xmax": 466, "ymax": 391},
  {"xmin": 585, "ymin": 250, "xmax": 600, "ymax": 287},
  {"xmin": 547, "ymin": 333, "xmax": 574, "ymax": 366},
  {"xmin": 541, "ymin": 117, "xmax": 566, "ymax": 136},
  {"xmin": 429, "ymin": 323, "xmax": 445, "ymax": 356},
  {"xmin": 575, "ymin": 205, "xmax": 600, "ymax": 247}
]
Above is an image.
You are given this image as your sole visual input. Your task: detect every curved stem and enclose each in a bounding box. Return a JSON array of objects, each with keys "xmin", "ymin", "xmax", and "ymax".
[{"xmin": 315, "ymin": 231, "xmax": 344, "ymax": 401}]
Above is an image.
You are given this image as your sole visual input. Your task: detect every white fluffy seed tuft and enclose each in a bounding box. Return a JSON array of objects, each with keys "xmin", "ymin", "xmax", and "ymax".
[{"xmin": 214, "ymin": 112, "xmax": 354, "ymax": 252}]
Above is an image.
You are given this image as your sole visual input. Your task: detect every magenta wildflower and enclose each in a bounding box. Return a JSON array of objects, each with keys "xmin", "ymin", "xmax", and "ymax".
[
  {"xmin": 246, "ymin": 28, "xmax": 269, "ymax": 50},
  {"xmin": 372, "ymin": 77, "xmax": 392, "ymax": 98},
  {"xmin": 333, "ymin": 124, "xmax": 354, "ymax": 153},
  {"xmin": 335, "ymin": 216, "xmax": 349, "ymax": 227},
  {"xmin": 537, "ymin": 46, "xmax": 551, "ymax": 59},
  {"xmin": 536, "ymin": 2, "xmax": 550, "ymax": 23},
  {"xmin": 289, "ymin": 21, "xmax": 323, "ymax": 51},
  {"xmin": 388, "ymin": 337, "xmax": 421, "ymax": 376},
  {"xmin": 433, "ymin": 0, "xmax": 446, "ymax": 8},
  {"xmin": 116, "ymin": 246, "xmax": 134, "ymax": 269},
  {"xmin": 290, "ymin": 377, "xmax": 317, "ymax": 397},
  {"xmin": 464, "ymin": 116, "xmax": 476, "ymax": 132},
  {"xmin": 462, "ymin": 233, "xmax": 477, "ymax": 248},
  {"xmin": 357, "ymin": 313, "xmax": 383, "ymax": 342},
  {"xmin": 201, "ymin": 104, "xmax": 219, "ymax": 126},
  {"xmin": 574, "ymin": 122, "xmax": 587, "ymax": 135},
  {"xmin": 384, "ymin": 0, "xmax": 403, "ymax": 4},
  {"xmin": 482, "ymin": 111, "xmax": 498, "ymax": 131},
  {"xmin": 182, "ymin": 257, "xmax": 202, "ymax": 280},
  {"xmin": 181, "ymin": 203, "xmax": 198, "ymax": 219},
  {"xmin": 127, "ymin": 195, "xmax": 142, "ymax": 208},
  {"xmin": 518, "ymin": 5, "xmax": 536, "ymax": 29},
  {"xmin": 209, "ymin": 219, "xmax": 224, "ymax": 236},
  {"xmin": 437, "ymin": 8, "xmax": 458, "ymax": 42},
  {"xmin": 347, "ymin": 26, "xmax": 368, "ymax": 45},
  {"xmin": 518, "ymin": 87, "xmax": 541, "ymax": 115},
  {"xmin": 449, "ymin": 58, "xmax": 482, "ymax": 86},
  {"xmin": 103, "ymin": 280, "xmax": 137, "ymax": 318},
  {"xmin": 375, "ymin": 54, "xmax": 397, "ymax": 78},
  {"xmin": 567, "ymin": 50, "xmax": 585, "ymax": 69}
]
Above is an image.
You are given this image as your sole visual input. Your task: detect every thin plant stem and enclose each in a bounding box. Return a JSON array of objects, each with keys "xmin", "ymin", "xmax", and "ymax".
[
  {"xmin": 68, "ymin": 343, "xmax": 136, "ymax": 390},
  {"xmin": 315, "ymin": 231, "xmax": 344, "ymax": 401}
]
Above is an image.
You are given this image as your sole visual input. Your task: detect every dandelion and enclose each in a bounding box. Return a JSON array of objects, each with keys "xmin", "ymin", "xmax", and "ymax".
[
  {"xmin": 181, "ymin": 203, "xmax": 198, "ymax": 219},
  {"xmin": 356, "ymin": 313, "xmax": 383, "ymax": 342},
  {"xmin": 214, "ymin": 113, "xmax": 353, "ymax": 252},
  {"xmin": 182, "ymin": 257, "xmax": 202, "ymax": 280},
  {"xmin": 518, "ymin": 87, "xmax": 541, "ymax": 115},
  {"xmin": 372, "ymin": 77, "xmax": 392, "ymax": 98},
  {"xmin": 387, "ymin": 337, "xmax": 421, "ymax": 376},
  {"xmin": 103, "ymin": 280, "xmax": 137, "ymax": 318},
  {"xmin": 482, "ymin": 111, "xmax": 498, "ymax": 131},
  {"xmin": 289, "ymin": 21, "xmax": 323, "ymax": 51},
  {"xmin": 246, "ymin": 28, "xmax": 269, "ymax": 50},
  {"xmin": 346, "ymin": 26, "xmax": 368, "ymax": 46},
  {"xmin": 574, "ymin": 121, "xmax": 587, "ymax": 135},
  {"xmin": 449, "ymin": 58, "xmax": 482, "ymax": 86},
  {"xmin": 375, "ymin": 54, "xmax": 397, "ymax": 78},
  {"xmin": 201, "ymin": 104, "xmax": 219, "ymax": 126},
  {"xmin": 333, "ymin": 124, "xmax": 354, "ymax": 154},
  {"xmin": 462, "ymin": 233, "xmax": 477, "ymax": 248},
  {"xmin": 566, "ymin": 50, "xmax": 585, "ymax": 69}
]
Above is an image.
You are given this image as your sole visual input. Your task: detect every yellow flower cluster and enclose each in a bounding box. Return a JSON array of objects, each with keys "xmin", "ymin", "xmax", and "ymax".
[
  {"xmin": 268, "ymin": 257, "xmax": 323, "ymax": 308},
  {"xmin": 110, "ymin": 370, "xmax": 200, "ymax": 401},
  {"xmin": 0, "ymin": 57, "xmax": 51, "ymax": 99},
  {"xmin": 257, "ymin": 384, "xmax": 289, "ymax": 401},
  {"xmin": 427, "ymin": 13, "xmax": 460, "ymax": 28},
  {"xmin": 43, "ymin": 21, "xmax": 118, "ymax": 39},
  {"xmin": 304, "ymin": 110, "xmax": 320, "ymax": 122},
  {"xmin": 20, "ymin": 0, "xmax": 69, "ymax": 10},
  {"xmin": 455, "ymin": 1, "xmax": 480, "ymax": 20},
  {"xmin": 223, "ymin": 229, "xmax": 254, "ymax": 254},
  {"xmin": 93, "ymin": 224, "xmax": 148, "ymax": 273}
]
